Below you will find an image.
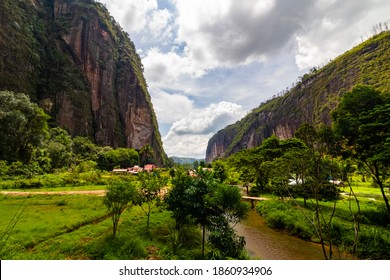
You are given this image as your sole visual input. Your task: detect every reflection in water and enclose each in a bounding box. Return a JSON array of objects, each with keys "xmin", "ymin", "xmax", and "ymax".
[{"xmin": 234, "ymin": 209, "xmax": 327, "ymax": 260}]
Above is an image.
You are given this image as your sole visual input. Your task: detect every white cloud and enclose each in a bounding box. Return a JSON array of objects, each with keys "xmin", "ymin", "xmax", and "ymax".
[
  {"xmin": 152, "ymin": 90, "xmax": 194, "ymax": 124},
  {"xmin": 295, "ymin": 36, "xmax": 326, "ymax": 70},
  {"xmin": 142, "ymin": 47, "xmax": 206, "ymax": 85},
  {"xmin": 172, "ymin": 0, "xmax": 315, "ymax": 67},
  {"xmin": 170, "ymin": 101, "xmax": 244, "ymax": 135},
  {"xmin": 162, "ymin": 101, "xmax": 245, "ymax": 157},
  {"xmin": 100, "ymin": 0, "xmax": 157, "ymax": 33},
  {"xmin": 163, "ymin": 134, "xmax": 211, "ymax": 159},
  {"xmin": 148, "ymin": 9, "xmax": 173, "ymax": 38},
  {"xmin": 98, "ymin": 0, "xmax": 174, "ymax": 44},
  {"xmin": 293, "ymin": 0, "xmax": 390, "ymax": 70}
]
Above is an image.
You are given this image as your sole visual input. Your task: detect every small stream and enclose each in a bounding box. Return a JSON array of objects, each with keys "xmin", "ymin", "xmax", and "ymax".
[{"xmin": 234, "ymin": 209, "xmax": 327, "ymax": 260}]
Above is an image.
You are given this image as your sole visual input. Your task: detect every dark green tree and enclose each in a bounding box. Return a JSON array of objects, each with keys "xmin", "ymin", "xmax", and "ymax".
[
  {"xmin": 165, "ymin": 169, "xmax": 248, "ymax": 259},
  {"xmin": 229, "ymin": 135, "xmax": 286, "ymax": 196},
  {"xmin": 295, "ymin": 122, "xmax": 319, "ymax": 149},
  {"xmin": 139, "ymin": 144, "xmax": 155, "ymax": 166},
  {"xmin": 193, "ymin": 160, "xmax": 199, "ymax": 170},
  {"xmin": 271, "ymin": 143, "xmax": 313, "ymax": 202},
  {"xmin": 72, "ymin": 136, "xmax": 100, "ymax": 162},
  {"xmin": 45, "ymin": 127, "xmax": 73, "ymax": 170},
  {"xmin": 211, "ymin": 159, "xmax": 227, "ymax": 183},
  {"xmin": 165, "ymin": 167, "xmax": 195, "ymax": 229},
  {"xmin": 0, "ymin": 91, "xmax": 49, "ymax": 163},
  {"xmin": 207, "ymin": 220, "xmax": 246, "ymax": 259},
  {"xmin": 332, "ymin": 85, "xmax": 390, "ymax": 217},
  {"xmin": 97, "ymin": 147, "xmax": 139, "ymax": 170}
]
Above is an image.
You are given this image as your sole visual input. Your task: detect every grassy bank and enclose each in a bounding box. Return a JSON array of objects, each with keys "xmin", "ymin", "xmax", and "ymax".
[{"xmin": 255, "ymin": 195, "xmax": 390, "ymax": 259}]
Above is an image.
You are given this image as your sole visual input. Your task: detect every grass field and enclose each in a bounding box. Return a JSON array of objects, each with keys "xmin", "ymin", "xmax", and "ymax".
[
  {"xmin": 0, "ymin": 194, "xmax": 107, "ymax": 258},
  {"xmin": 0, "ymin": 172, "xmax": 388, "ymax": 259},
  {"xmin": 0, "ymin": 191, "xmax": 202, "ymax": 260}
]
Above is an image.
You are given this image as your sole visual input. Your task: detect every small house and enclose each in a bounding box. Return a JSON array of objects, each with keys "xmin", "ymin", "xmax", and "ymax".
[{"xmin": 144, "ymin": 164, "xmax": 156, "ymax": 172}]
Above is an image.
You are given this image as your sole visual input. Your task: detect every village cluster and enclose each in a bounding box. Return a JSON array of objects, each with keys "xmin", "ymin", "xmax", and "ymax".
[{"xmin": 112, "ymin": 164, "xmax": 156, "ymax": 174}]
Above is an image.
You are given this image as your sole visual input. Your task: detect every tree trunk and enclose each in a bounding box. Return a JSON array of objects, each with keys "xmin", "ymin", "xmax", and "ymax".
[
  {"xmin": 372, "ymin": 163, "xmax": 390, "ymax": 218},
  {"xmin": 377, "ymin": 178, "xmax": 390, "ymax": 217},
  {"xmin": 146, "ymin": 213, "xmax": 150, "ymax": 232},
  {"xmin": 201, "ymin": 224, "xmax": 205, "ymax": 258}
]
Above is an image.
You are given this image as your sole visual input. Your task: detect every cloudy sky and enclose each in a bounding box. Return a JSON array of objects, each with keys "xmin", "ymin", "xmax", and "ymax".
[{"xmin": 99, "ymin": 0, "xmax": 389, "ymax": 159}]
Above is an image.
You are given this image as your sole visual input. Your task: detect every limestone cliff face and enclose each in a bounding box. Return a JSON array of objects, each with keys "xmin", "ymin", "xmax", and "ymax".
[
  {"xmin": 54, "ymin": 0, "xmax": 117, "ymax": 145},
  {"xmin": 53, "ymin": 0, "xmax": 155, "ymax": 149},
  {"xmin": 0, "ymin": 0, "xmax": 166, "ymax": 164},
  {"xmin": 206, "ymin": 31, "xmax": 390, "ymax": 163}
]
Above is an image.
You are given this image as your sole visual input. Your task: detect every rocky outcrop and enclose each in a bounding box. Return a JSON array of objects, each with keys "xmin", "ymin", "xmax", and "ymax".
[
  {"xmin": 0, "ymin": 0, "xmax": 167, "ymax": 164},
  {"xmin": 206, "ymin": 31, "xmax": 390, "ymax": 163}
]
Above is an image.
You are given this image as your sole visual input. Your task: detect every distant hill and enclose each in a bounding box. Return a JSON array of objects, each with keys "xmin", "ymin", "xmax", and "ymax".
[
  {"xmin": 206, "ymin": 31, "xmax": 390, "ymax": 163},
  {"xmin": 170, "ymin": 156, "xmax": 205, "ymax": 165}
]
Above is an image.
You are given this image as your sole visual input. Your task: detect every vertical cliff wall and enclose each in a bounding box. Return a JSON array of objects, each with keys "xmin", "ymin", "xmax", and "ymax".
[
  {"xmin": 0, "ymin": 0, "xmax": 167, "ymax": 164},
  {"xmin": 206, "ymin": 31, "xmax": 390, "ymax": 163}
]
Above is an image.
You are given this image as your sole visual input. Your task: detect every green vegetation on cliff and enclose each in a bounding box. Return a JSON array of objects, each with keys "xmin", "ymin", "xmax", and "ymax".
[
  {"xmin": 0, "ymin": 0, "xmax": 167, "ymax": 165},
  {"xmin": 206, "ymin": 31, "xmax": 390, "ymax": 162}
]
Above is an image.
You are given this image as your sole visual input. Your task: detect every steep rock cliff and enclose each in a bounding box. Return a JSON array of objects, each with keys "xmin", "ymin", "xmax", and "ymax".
[
  {"xmin": 0, "ymin": 0, "xmax": 167, "ymax": 164},
  {"xmin": 206, "ymin": 31, "xmax": 390, "ymax": 163}
]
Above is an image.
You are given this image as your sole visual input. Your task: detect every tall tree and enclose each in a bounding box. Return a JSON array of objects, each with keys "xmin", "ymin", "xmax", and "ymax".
[
  {"xmin": 165, "ymin": 167, "xmax": 194, "ymax": 229},
  {"xmin": 0, "ymin": 91, "xmax": 49, "ymax": 163},
  {"xmin": 45, "ymin": 127, "xmax": 73, "ymax": 170},
  {"xmin": 72, "ymin": 136, "xmax": 100, "ymax": 162},
  {"xmin": 295, "ymin": 123, "xmax": 319, "ymax": 149},
  {"xmin": 165, "ymin": 169, "xmax": 248, "ymax": 259},
  {"xmin": 104, "ymin": 180, "xmax": 136, "ymax": 238},
  {"xmin": 207, "ymin": 183, "xmax": 248, "ymax": 259},
  {"xmin": 134, "ymin": 171, "xmax": 167, "ymax": 233},
  {"xmin": 139, "ymin": 144, "xmax": 155, "ymax": 166},
  {"xmin": 332, "ymin": 85, "xmax": 390, "ymax": 217},
  {"xmin": 211, "ymin": 160, "xmax": 227, "ymax": 183}
]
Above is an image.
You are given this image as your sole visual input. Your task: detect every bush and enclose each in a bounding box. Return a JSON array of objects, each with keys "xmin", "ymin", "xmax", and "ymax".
[
  {"xmin": 357, "ymin": 227, "xmax": 390, "ymax": 259},
  {"xmin": 318, "ymin": 183, "xmax": 340, "ymax": 201},
  {"xmin": 286, "ymin": 216, "xmax": 314, "ymax": 240},
  {"xmin": 207, "ymin": 223, "xmax": 247, "ymax": 259},
  {"xmin": 73, "ymin": 160, "xmax": 98, "ymax": 173},
  {"xmin": 33, "ymin": 174, "xmax": 65, "ymax": 188},
  {"xmin": 256, "ymin": 200, "xmax": 290, "ymax": 215},
  {"xmin": 78, "ymin": 171, "xmax": 101, "ymax": 184},
  {"xmin": 265, "ymin": 210, "xmax": 288, "ymax": 229},
  {"xmin": 7, "ymin": 161, "xmax": 28, "ymax": 176},
  {"xmin": 256, "ymin": 200, "xmax": 314, "ymax": 240},
  {"xmin": 359, "ymin": 205, "xmax": 390, "ymax": 226},
  {"xmin": 19, "ymin": 179, "xmax": 43, "ymax": 189},
  {"xmin": 86, "ymin": 235, "xmax": 147, "ymax": 259},
  {"xmin": 0, "ymin": 160, "xmax": 9, "ymax": 176},
  {"xmin": 177, "ymin": 225, "xmax": 202, "ymax": 249}
]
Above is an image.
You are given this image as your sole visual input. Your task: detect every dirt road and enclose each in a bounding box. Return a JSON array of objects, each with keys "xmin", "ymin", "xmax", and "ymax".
[{"xmin": 0, "ymin": 190, "xmax": 107, "ymax": 196}]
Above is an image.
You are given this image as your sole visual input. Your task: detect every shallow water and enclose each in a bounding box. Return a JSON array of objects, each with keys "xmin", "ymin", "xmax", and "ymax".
[{"xmin": 234, "ymin": 209, "xmax": 328, "ymax": 260}]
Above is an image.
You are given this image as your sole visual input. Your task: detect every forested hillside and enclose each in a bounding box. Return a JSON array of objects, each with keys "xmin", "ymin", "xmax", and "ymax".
[{"xmin": 206, "ymin": 31, "xmax": 390, "ymax": 163}]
